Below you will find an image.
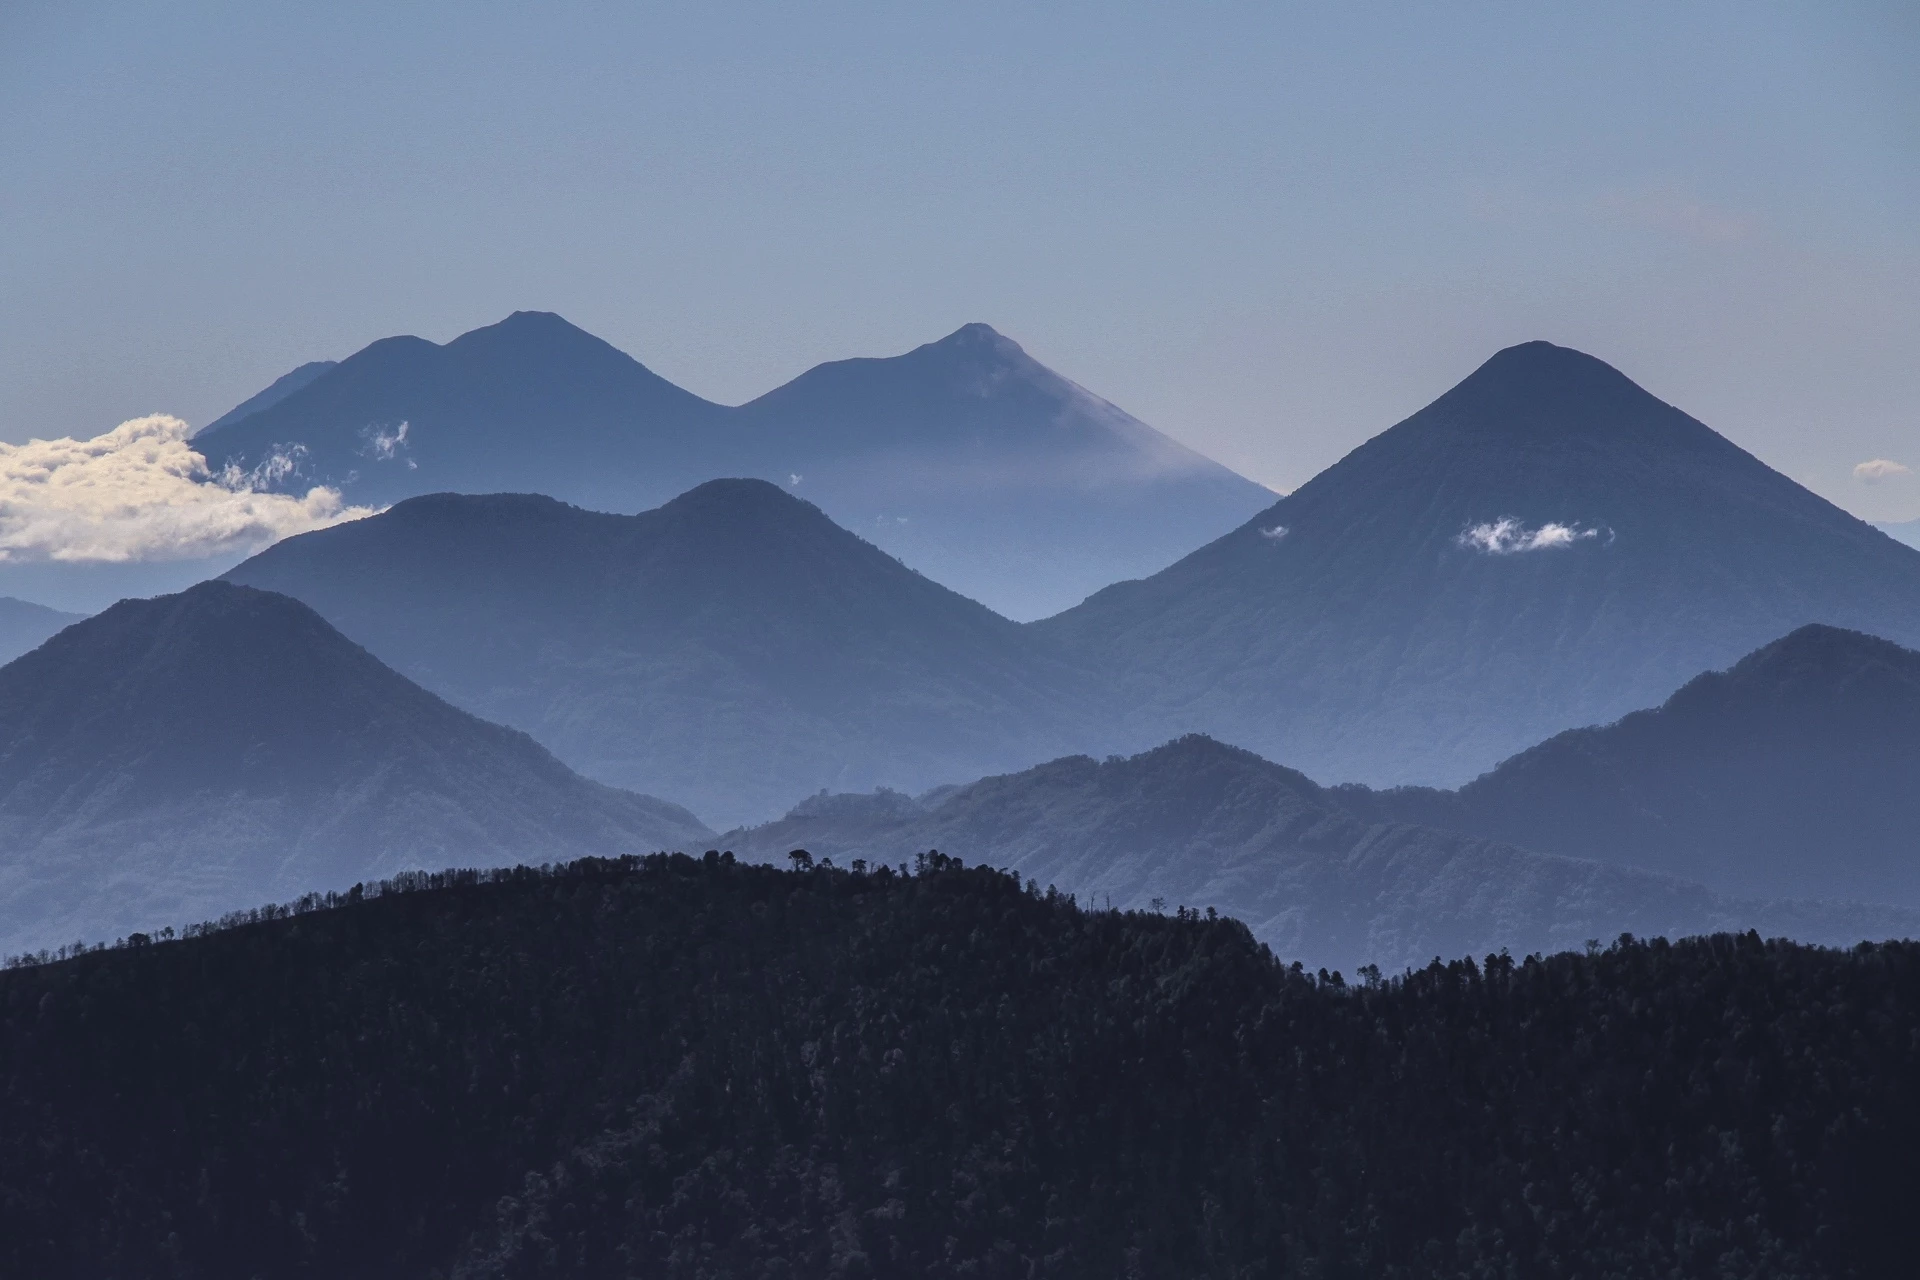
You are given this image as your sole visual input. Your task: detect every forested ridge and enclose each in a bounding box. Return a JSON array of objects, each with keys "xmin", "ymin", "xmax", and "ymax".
[{"xmin": 2, "ymin": 853, "xmax": 1916, "ymax": 1278}]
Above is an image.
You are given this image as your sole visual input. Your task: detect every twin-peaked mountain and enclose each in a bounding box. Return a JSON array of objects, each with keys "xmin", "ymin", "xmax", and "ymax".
[
  {"xmin": 0, "ymin": 582, "xmax": 710, "ymax": 955},
  {"xmin": 225, "ymin": 480, "xmax": 1104, "ymax": 826},
  {"xmin": 1338, "ymin": 624, "xmax": 1920, "ymax": 907},
  {"xmin": 1038, "ymin": 341, "xmax": 1920, "ymax": 786},
  {"xmin": 196, "ymin": 313, "xmax": 1271, "ymax": 618}
]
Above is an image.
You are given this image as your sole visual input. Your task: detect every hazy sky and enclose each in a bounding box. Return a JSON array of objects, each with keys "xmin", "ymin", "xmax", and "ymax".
[{"xmin": 4, "ymin": 1, "xmax": 1917, "ymax": 518}]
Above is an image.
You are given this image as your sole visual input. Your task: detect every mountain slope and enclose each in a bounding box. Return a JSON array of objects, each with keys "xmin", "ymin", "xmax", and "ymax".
[
  {"xmin": 1338, "ymin": 624, "xmax": 1920, "ymax": 906},
  {"xmin": 724, "ymin": 735, "xmax": 1917, "ymax": 972},
  {"xmin": 224, "ymin": 479, "xmax": 1106, "ymax": 825},
  {"xmin": 0, "ymin": 582, "xmax": 710, "ymax": 953},
  {"xmin": 199, "ymin": 359, "xmax": 338, "ymax": 433},
  {"xmin": 1038, "ymin": 341, "xmax": 1920, "ymax": 784},
  {"xmin": 195, "ymin": 314, "xmax": 1270, "ymax": 617},
  {"xmin": 0, "ymin": 597, "xmax": 83, "ymax": 665}
]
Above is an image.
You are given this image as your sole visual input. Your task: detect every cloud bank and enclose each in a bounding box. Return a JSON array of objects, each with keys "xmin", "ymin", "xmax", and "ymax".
[
  {"xmin": 1854, "ymin": 459, "xmax": 1911, "ymax": 483},
  {"xmin": 1458, "ymin": 518, "xmax": 1603, "ymax": 555},
  {"xmin": 0, "ymin": 415, "xmax": 376, "ymax": 563}
]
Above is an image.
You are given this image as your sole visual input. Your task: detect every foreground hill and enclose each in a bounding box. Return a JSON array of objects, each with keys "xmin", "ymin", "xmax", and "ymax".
[
  {"xmin": 196, "ymin": 313, "xmax": 1270, "ymax": 617},
  {"xmin": 225, "ymin": 480, "xmax": 1104, "ymax": 825},
  {"xmin": 2, "ymin": 855, "xmax": 1915, "ymax": 1277},
  {"xmin": 1338, "ymin": 624, "xmax": 1920, "ymax": 907},
  {"xmin": 1039, "ymin": 341, "xmax": 1920, "ymax": 785},
  {"xmin": 0, "ymin": 596, "xmax": 83, "ymax": 665},
  {"xmin": 725, "ymin": 735, "xmax": 1917, "ymax": 971},
  {"xmin": 0, "ymin": 582, "xmax": 709, "ymax": 953}
]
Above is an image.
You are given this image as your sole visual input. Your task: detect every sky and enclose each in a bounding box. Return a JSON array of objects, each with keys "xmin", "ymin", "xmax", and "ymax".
[{"xmin": 3, "ymin": 1, "xmax": 1917, "ymax": 521}]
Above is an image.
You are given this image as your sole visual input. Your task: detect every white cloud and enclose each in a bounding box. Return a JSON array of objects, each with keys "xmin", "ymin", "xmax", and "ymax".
[
  {"xmin": 1259, "ymin": 525, "xmax": 1289, "ymax": 540},
  {"xmin": 0, "ymin": 414, "xmax": 376, "ymax": 563},
  {"xmin": 1458, "ymin": 518, "xmax": 1603, "ymax": 555},
  {"xmin": 1854, "ymin": 458, "xmax": 1911, "ymax": 484},
  {"xmin": 361, "ymin": 420, "xmax": 409, "ymax": 460}
]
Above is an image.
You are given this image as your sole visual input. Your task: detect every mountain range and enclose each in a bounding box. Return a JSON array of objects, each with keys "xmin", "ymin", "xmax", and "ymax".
[
  {"xmin": 1337, "ymin": 623, "xmax": 1920, "ymax": 906},
  {"xmin": 725, "ymin": 733, "xmax": 1918, "ymax": 973},
  {"xmin": 0, "ymin": 581, "xmax": 709, "ymax": 955},
  {"xmin": 1037, "ymin": 340, "xmax": 1920, "ymax": 785},
  {"xmin": 195, "ymin": 313, "xmax": 1272, "ymax": 618},
  {"xmin": 225, "ymin": 480, "xmax": 1102, "ymax": 826}
]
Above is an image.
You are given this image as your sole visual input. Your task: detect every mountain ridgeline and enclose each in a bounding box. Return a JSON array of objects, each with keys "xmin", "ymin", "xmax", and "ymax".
[
  {"xmin": 0, "ymin": 596, "xmax": 84, "ymax": 665},
  {"xmin": 1337, "ymin": 624, "xmax": 1920, "ymax": 907},
  {"xmin": 196, "ymin": 313, "xmax": 1272, "ymax": 618},
  {"xmin": 0, "ymin": 581, "xmax": 709, "ymax": 955},
  {"xmin": 1038, "ymin": 341, "xmax": 1920, "ymax": 787},
  {"xmin": 727, "ymin": 734, "xmax": 1920, "ymax": 972},
  {"xmin": 225, "ymin": 480, "xmax": 1103, "ymax": 826}
]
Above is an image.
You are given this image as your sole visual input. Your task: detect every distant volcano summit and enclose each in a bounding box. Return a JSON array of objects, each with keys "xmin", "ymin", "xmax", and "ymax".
[
  {"xmin": 1039, "ymin": 340, "xmax": 1920, "ymax": 786},
  {"xmin": 196, "ymin": 314, "xmax": 1271, "ymax": 618}
]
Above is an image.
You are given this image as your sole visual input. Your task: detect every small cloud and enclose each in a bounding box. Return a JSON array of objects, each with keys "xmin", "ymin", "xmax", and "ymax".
[
  {"xmin": 1854, "ymin": 458, "xmax": 1911, "ymax": 484},
  {"xmin": 788, "ymin": 473, "xmax": 802, "ymax": 487},
  {"xmin": 1259, "ymin": 525, "xmax": 1289, "ymax": 540},
  {"xmin": 0, "ymin": 414, "xmax": 377, "ymax": 563},
  {"xmin": 360, "ymin": 420, "xmax": 410, "ymax": 461},
  {"xmin": 1458, "ymin": 518, "xmax": 1605, "ymax": 555}
]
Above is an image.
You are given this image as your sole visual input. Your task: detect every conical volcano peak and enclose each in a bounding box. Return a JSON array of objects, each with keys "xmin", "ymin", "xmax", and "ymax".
[{"xmin": 1425, "ymin": 340, "xmax": 1672, "ymax": 436}]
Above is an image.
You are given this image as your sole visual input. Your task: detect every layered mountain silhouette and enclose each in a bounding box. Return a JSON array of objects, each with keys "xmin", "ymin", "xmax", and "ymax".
[
  {"xmin": 0, "ymin": 597, "xmax": 82, "ymax": 665},
  {"xmin": 201, "ymin": 359, "xmax": 338, "ymax": 434},
  {"xmin": 225, "ymin": 480, "xmax": 1105, "ymax": 825},
  {"xmin": 1337, "ymin": 625, "xmax": 1920, "ymax": 907},
  {"xmin": 0, "ymin": 582, "xmax": 711, "ymax": 954},
  {"xmin": 1038, "ymin": 341, "xmax": 1920, "ymax": 785},
  {"xmin": 725, "ymin": 735, "xmax": 1916, "ymax": 972},
  {"xmin": 196, "ymin": 313, "xmax": 1270, "ymax": 617}
]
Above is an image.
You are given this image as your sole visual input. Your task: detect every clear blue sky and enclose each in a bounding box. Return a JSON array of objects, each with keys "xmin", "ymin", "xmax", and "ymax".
[{"xmin": 4, "ymin": 1, "xmax": 1916, "ymax": 517}]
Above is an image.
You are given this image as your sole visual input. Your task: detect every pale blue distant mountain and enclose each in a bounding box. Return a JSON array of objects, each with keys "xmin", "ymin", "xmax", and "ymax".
[
  {"xmin": 225, "ymin": 480, "xmax": 1108, "ymax": 826},
  {"xmin": 195, "ymin": 314, "xmax": 1271, "ymax": 618},
  {"xmin": 0, "ymin": 597, "xmax": 84, "ymax": 666},
  {"xmin": 0, "ymin": 581, "xmax": 711, "ymax": 955}
]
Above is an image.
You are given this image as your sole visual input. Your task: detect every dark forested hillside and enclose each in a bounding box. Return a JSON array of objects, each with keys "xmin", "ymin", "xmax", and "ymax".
[
  {"xmin": 1337, "ymin": 625, "xmax": 1920, "ymax": 907},
  {"xmin": 225, "ymin": 480, "xmax": 1105, "ymax": 824},
  {"xmin": 2, "ymin": 854, "xmax": 1916, "ymax": 1279}
]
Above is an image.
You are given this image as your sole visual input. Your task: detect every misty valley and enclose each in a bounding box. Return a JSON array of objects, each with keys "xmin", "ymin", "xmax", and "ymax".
[{"xmin": 3, "ymin": 319, "xmax": 1917, "ymax": 1277}]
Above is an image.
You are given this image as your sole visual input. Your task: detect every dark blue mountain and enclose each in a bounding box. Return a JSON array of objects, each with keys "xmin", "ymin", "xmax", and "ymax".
[
  {"xmin": 224, "ymin": 479, "xmax": 1106, "ymax": 825},
  {"xmin": 0, "ymin": 581, "xmax": 711, "ymax": 954},
  {"xmin": 1337, "ymin": 624, "xmax": 1920, "ymax": 907},
  {"xmin": 1037, "ymin": 341, "xmax": 1920, "ymax": 785},
  {"xmin": 195, "ymin": 314, "xmax": 1270, "ymax": 617}
]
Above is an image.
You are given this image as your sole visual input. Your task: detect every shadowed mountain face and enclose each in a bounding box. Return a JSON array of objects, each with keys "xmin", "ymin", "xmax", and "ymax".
[
  {"xmin": 0, "ymin": 582, "xmax": 711, "ymax": 954},
  {"xmin": 1338, "ymin": 625, "xmax": 1920, "ymax": 907},
  {"xmin": 196, "ymin": 314, "xmax": 1271, "ymax": 618},
  {"xmin": 724, "ymin": 735, "xmax": 1917, "ymax": 972},
  {"xmin": 225, "ymin": 479, "xmax": 1106, "ymax": 826},
  {"xmin": 0, "ymin": 597, "xmax": 83, "ymax": 666},
  {"xmin": 1038, "ymin": 341, "xmax": 1920, "ymax": 785}
]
